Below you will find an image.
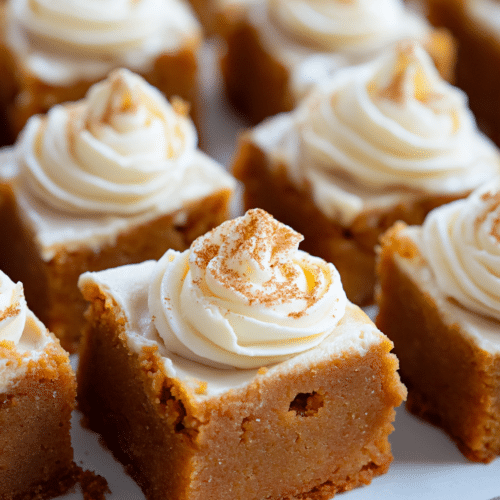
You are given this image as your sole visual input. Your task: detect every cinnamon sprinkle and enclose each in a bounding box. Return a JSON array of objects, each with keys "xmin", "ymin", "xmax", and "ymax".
[
  {"xmin": 190, "ymin": 209, "xmax": 332, "ymax": 316},
  {"xmin": 375, "ymin": 44, "xmax": 443, "ymax": 106},
  {"xmin": 478, "ymin": 190, "xmax": 500, "ymax": 244},
  {"xmin": 0, "ymin": 303, "xmax": 20, "ymax": 322}
]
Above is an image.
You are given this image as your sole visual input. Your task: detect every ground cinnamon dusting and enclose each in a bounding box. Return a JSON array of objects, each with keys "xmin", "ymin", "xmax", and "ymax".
[
  {"xmin": 0, "ymin": 303, "xmax": 20, "ymax": 322},
  {"xmin": 478, "ymin": 191, "xmax": 500, "ymax": 243},
  {"xmin": 191, "ymin": 209, "xmax": 330, "ymax": 315},
  {"xmin": 101, "ymin": 73, "xmax": 139, "ymax": 126},
  {"xmin": 172, "ymin": 97, "xmax": 190, "ymax": 117},
  {"xmin": 375, "ymin": 44, "xmax": 442, "ymax": 106}
]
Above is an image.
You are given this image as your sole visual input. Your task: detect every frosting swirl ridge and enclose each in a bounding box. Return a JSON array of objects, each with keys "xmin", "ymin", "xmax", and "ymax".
[
  {"xmin": 149, "ymin": 209, "xmax": 347, "ymax": 369},
  {"xmin": 422, "ymin": 178, "xmax": 500, "ymax": 321},
  {"xmin": 0, "ymin": 271, "xmax": 27, "ymax": 345},
  {"xmin": 293, "ymin": 43, "xmax": 499, "ymax": 215},
  {"xmin": 20, "ymin": 68, "xmax": 197, "ymax": 214},
  {"xmin": 268, "ymin": 0, "xmax": 427, "ymax": 52}
]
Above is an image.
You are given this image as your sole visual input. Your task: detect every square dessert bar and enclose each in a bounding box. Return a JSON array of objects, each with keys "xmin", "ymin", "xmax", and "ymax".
[
  {"xmin": 0, "ymin": 68, "xmax": 236, "ymax": 354},
  {"xmin": 0, "ymin": 0, "xmax": 202, "ymax": 144},
  {"xmin": 77, "ymin": 260, "xmax": 406, "ymax": 500},
  {"xmin": 376, "ymin": 222, "xmax": 500, "ymax": 463},
  {"xmin": 0, "ymin": 275, "xmax": 77, "ymax": 499}
]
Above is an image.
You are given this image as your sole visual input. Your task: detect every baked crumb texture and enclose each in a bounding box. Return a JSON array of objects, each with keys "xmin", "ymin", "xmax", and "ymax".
[
  {"xmin": 221, "ymin": 12, "xmax": 456, "ymax": 125},
  {"xmin": 232, "ymin": 140, "xmax": 462, "ymax": 307},
  {"xmin": 0, "ymin": 4, "xmax": 199, "ymax": 145},
  {"xmin": 426, "ymin": 0, "xmax": 500, "ymax": 146},
  {"xmin": 377, "ymin": 223, "xmax": 500, "ymax": 463},
  {"xmin": 74, "ymin": 467, "xmax": 111, "ymax": 500},
  {"xmin": 0, "ymin": 341, "xmax": 77, "ymax": 500},
  {"xmin": 0, "ymin": 182, "xmax": 232, "ymax": 353},
  {"xmin": 77, "ymin": 281, "xmax": 405, "ymax": 500}
]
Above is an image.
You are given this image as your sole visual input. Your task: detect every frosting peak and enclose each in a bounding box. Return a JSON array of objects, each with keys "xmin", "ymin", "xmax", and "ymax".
[
  {"xmin": 366, "ymin": 44, "xmax": 458, "ymax": 138},
  {"xmin": 20, "ymin": 68, "xmax": 198, "ymax": 214},
  {"xmin": 422, "ymin": 178, "xmax": 500, "ymax": 321},
  {"xmin": 0, "ymin": 271, "xmax": 27, "ymax": 345},
  {"xmin": 372, "ymin": 44, "xmax": 438, "ymax": 105},
  {"xmin": 149, "ymin": 209, "xmax": 348, "ymax": 369},
  {"xmin": 191, "ymin": 209, "xmax": 304, "ymax": 307}
]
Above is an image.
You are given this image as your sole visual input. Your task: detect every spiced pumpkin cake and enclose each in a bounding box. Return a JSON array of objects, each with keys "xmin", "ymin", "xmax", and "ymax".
[
  {"xmin": 221, "ymin": 0, "xmax": 456, "ymax": 124},
  {"xmin": 0, "ymin": 68, "xmax": 235, "ymax": 353},
  {"xmin": 0, "ymin": 270, "xmax": 77, "ymax": 499},
  {"xmin": 376, "ymin": 178, "xmax": 500, "ymax": 463},
  {"xmin": 0, "ymin": 0, "xmax": 202, "ymax": 144},
  {"xmin": 232, "ymin": 42, "xmax": 500, "ymax": 306},
  {"xmin": 76, "ymin": 208, "xmax": 406, "ymax": 500}
]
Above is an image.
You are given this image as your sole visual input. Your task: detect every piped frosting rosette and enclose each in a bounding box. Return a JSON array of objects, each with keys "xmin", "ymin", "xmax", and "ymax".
[
  {"xmin": 421, "ymin": 178, "xmax": 500, "ymax": 321},
  {"xmin": 0, "ymin": 271, "xmax": 27, "ymax": 345},
  {"xmin": 291, "ymin": 43, "xmax": 500, "ymax": 216},
  {"xmin": 19, "ymin": 68, "xmax": 197, "ymax": 214},
  {"xmin": 8, "ymin": 0, "xmax": 179, "ymax": 58},
  {"xmin": 149, "ymin": 209, "xmax": 347, "ymax": 369},
  {"xmin": 268, "ymin": 0, "xmax": 428, "ymax": 53}
]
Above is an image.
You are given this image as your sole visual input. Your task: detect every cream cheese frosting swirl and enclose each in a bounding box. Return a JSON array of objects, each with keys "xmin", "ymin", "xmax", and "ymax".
[
  {"xmin": 268, "ymin": 0, "xmax": 428, "ymax": 53},
  {"xmin": 149, "ymin": 209, "xmax": 347, "ymax": 369},
  {"xmin": 421, "ymin": 178, "xmax": 500, "ymax": 321},
  {"xmin": 292, "ymin": 43, "xmax": 500, "ymax": 219},
  {"xmin": 0, "ymin": 271, "xmax": 27, "ymax": 345},
  {"xmin": 19, "ymin": 68, "xmax": 197, "ymax": 215},
  {"xmin": 10, "ymin": 0, "xmax": 168, "ymax": 56},
  {"xmin": 6, "ymin": 0, "xmax": 199, "ymax": 84}
]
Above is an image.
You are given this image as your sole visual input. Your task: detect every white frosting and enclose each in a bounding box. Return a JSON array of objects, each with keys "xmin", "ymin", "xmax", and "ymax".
[
  {"xmin": 0, "ymin": 270, "xmax": 54, "ymax": 393},
  {"xmin": 149, "ymin": 209, "xmax": 347, "ymax": 369},
  {"xmin": 20, "ymin": 68, "xmax": 198, "ymax": 215},
  {"xmin": 421, "ymin": 178, "xmax": 500, "ymax": 322},
  {"xmin": 466, "ymin": 0, "xmax": 500, "ymax": 39},
  {"xmin": 0, "ymin": 271, "xmax": 27, "ymax": 345},
  {"xmin": 5, "ymin": 0, "xmax": 201, "ymax": 86},
  {"xmin": 78, "ymin": 259, "xmax": 384, "ymax": 399},
  {"xmin": 284, "ymin": 43, "xmax": 500, "ymax": 224},
  {"xmin": 269, "ymin": 0, "xmax": 421, "ymax": 53}
]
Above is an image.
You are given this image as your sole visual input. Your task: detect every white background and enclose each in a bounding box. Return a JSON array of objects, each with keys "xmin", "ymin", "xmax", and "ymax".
[{"xmin": 60, "ymin": 40, "xmax": 500, "ymax": 500}]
